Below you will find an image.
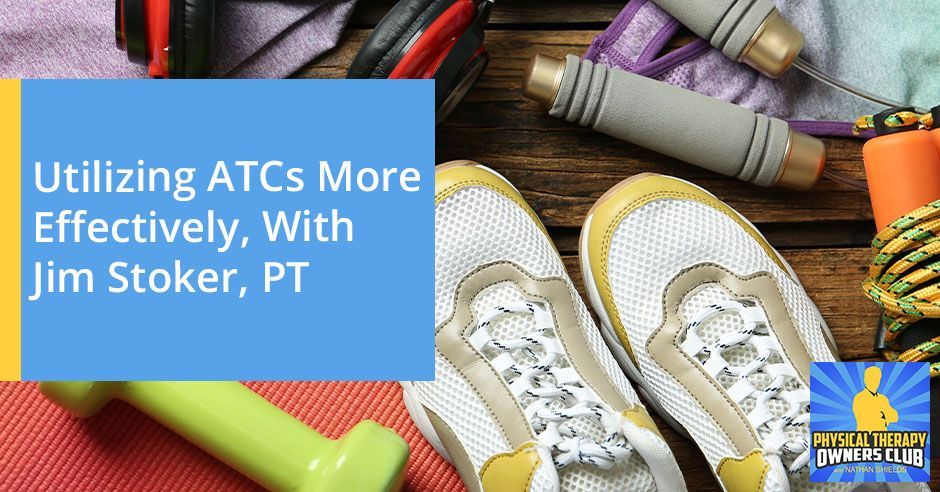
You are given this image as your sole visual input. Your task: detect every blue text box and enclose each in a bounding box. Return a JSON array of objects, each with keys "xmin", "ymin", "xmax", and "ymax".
[{"xmin": 21, "ymin": 79, "xmax": 435, "ymax": 381}]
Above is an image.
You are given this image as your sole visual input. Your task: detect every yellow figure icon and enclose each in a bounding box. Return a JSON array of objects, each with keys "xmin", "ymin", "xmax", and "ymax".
[{"xmin": 852, "ymin": 366, "xmax": 898, "ymax": 432}]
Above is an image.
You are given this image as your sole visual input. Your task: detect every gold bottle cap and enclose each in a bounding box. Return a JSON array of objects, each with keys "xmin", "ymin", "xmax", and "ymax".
[
  {"xmin": 523, "ymin": 54, "xmax": 566, "ymax": 107},
  {"xmin": 776, "ymin": 129, "xmax": 826, "ymax": 190},
  {"xmin": 738, "ymin": 9, "xmax": 804, "ymax": 79}
]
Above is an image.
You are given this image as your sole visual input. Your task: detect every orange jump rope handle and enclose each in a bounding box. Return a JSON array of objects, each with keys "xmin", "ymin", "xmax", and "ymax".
[
  {"xmin": 933, "ymin": 125, "xmax": 940, "ymax": 156},
  {"xmin": 863, "ymin": 108, "xmax": 940, "ymax": 231}
]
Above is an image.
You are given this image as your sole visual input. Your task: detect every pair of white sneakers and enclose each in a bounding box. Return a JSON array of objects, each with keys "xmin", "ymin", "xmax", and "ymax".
[{"xmin": 405, "ymin": 161, "xmax": 928, "ymax": 492}]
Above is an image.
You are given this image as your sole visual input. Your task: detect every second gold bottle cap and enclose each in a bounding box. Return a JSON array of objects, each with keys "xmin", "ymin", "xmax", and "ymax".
[
  {"xmin": 776, "ymin": 129, "xmax": 826, "ymax": 190},
  {"xmin": 523, "ymin": 54, "xmax": 566, "ymax": 107}
]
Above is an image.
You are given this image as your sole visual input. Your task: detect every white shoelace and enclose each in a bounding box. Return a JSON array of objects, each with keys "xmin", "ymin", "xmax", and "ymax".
[
  {"xmin": 681, "ymin": 299, "xmax": 811, "ymax": 474},
  {"xmin": 469, "ymin": 300, "xmax": 633, "ymax": 469}
]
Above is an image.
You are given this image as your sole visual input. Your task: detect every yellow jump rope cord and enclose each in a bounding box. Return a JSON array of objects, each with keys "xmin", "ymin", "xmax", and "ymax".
[
  {"xmin": 863, "ymin": 200, "xmax": 940, "ymax": 377},
  {"xmin": 853, "ymin": 110, "xmax": 934, "ymax": 135}
]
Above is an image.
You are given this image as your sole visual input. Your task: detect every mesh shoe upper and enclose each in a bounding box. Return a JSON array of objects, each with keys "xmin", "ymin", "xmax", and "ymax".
[
  {"xmin": 582, "ymin": 174, "xmax": 851, "ymax": 492},
  {"xmin": 420, "ymin": 162, "xmax": 685, "ymax": 492}
]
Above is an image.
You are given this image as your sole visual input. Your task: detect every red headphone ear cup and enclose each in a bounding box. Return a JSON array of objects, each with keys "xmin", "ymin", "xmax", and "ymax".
[
  {"xmin": 117, "ymin": 0, "xmax": 149, "ymax": 65},
  {"xmin": 347, "ymin": 0, "xmax": 455, "ymax": 79},
  {"xmin": 169, "ymin": 0, "xmax": 216, "ymax": 78}
]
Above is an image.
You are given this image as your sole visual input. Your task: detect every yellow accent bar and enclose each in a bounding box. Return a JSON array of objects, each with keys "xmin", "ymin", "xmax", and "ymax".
[
  {"xmin": 0, "ymin": 79, "xmax": 21, "ymax": 381},
  {"xmin": 479, "ymin": 442, "xmax": 541, "ymax": 492},
  {"xmin": 717, "ymin": 449, "xmax": 771, "ymax": 492}
]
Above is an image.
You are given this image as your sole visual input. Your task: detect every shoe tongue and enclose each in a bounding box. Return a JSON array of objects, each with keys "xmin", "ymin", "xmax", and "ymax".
[
  {"xmin": 472, "ymin": 281, "xmax": 539, "ymax": 340},
  {"xmin": 680, "ymin": 284, "xmax": 807, "ymax": 470},
  {"xmin": 471, "ymin": 281, "xmax": 544, "ymax": 374},
  {"xmin": 471, "ymin": 282, "xmax": 607, "ymax": 443}
]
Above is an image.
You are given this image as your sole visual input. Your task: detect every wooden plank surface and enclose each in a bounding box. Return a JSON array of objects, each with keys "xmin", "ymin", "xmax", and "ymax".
[
  {"xmin": 308, "ymin": 2, "xmax": 938, "ymax": 490},
  {"xmin": 348, "ymin": 0, "xmax": 626, "ymax": 26}
]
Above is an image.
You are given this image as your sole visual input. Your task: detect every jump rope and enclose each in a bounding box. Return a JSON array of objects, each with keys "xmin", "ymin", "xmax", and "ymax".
[
  {"xmin": 113, "ymin": 0, "xmax": 940, "ymax": 370},
  {"xmin": 856, "ymin": 107, "xmax": 940, "ymax": 377},
  {"xmin": 519, "ymin": 0, "xmax": 940, "ymax": 377}
]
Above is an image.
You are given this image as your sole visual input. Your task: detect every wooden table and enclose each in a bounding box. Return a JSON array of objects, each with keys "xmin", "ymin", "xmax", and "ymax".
[{"xmin": 301, "ymin": 2, "xmax": 939, "ymax": 490}]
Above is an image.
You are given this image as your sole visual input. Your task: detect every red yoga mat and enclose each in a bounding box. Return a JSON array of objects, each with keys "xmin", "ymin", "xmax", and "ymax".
[{"xmin": 0, "ymin": 382, "xmax": 465, "ymax": 491}]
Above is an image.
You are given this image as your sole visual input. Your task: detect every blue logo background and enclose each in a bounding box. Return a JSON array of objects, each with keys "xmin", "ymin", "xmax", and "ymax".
[{"xmin": 810, "ymin": 362, "xmax": 930, "ymax": 482}]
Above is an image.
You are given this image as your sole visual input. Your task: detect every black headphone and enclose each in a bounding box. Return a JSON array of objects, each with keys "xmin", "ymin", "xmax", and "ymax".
[
  {"xmin": 114, "ymin": 0, "xmax": 493, "ymax": 118},
  {"xmin": 347, "ymin": 0, "xmax": 494, "ymax": 123},
  {"xmin": 115, "ymin": 0, "xmax": 216, "ymax": 78}
]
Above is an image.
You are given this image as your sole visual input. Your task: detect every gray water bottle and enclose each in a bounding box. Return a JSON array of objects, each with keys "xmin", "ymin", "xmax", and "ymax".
[{"xmin": 523, "ymin": 54, "xmax": 825, "ymax": 189}]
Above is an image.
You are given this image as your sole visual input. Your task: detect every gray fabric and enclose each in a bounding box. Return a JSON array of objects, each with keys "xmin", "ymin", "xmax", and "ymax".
[
  {"xmin": 786, "ymin": 1, "xmax": 939, "ymax": 112},
  {"xmin": 0, "ymin": 0, "xmax": 356, "ymax": 78},
  {"xmin": 551, "ymin": 54, "xmax": 789, "ymax": 186}
]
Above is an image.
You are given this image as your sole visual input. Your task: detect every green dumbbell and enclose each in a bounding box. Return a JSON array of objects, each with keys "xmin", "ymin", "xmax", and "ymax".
[{"xmin": 40, "ymin": 381, "xmax": 409, "ymax": 492}]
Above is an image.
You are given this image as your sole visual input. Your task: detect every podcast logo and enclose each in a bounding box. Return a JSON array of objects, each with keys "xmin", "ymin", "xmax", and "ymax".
[{"xmin": 810, "ymin": 362, "xmax": 930, "ymax": 482}]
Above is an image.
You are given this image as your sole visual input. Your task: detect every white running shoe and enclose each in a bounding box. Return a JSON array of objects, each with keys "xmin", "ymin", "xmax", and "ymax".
[
  {"xmin": 407, "ymin": 161, "xmax": 686, "ymax": 492},
  {"xmin": 579, "ymin": 173, "xmax": 929, "ymax": 492}
]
